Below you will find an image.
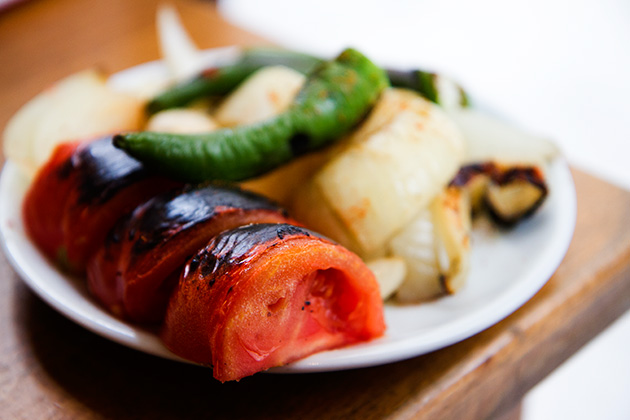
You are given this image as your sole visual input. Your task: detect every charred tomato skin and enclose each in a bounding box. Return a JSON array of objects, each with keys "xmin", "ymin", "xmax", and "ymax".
[
  {"xmin": 87, "ymin": 184, "xmax": 294, "ymax": 323},
  {"xmin": 23, "ymin": 140, "xmax": 81, "ymax": 267},
  {"xmin": 23, "ymin": 136, "xmax": 180, "ymax": 273},
  {"xmin": 162, "ymin": 223, "xmax": 385, "ymax": 382}
]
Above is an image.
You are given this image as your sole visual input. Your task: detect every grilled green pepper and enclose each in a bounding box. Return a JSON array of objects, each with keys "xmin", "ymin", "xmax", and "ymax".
[
  {"xmin": 146, "ymin": 47, "xmax": 322, "ymax": 115},
  {"xmin": 387, "ymin": 69, "xmax": 469, "ymax": 108},
  {"xmin": 114, "ymin": 48, "xmax": 388, "ymax": 182},
  {"xmin": 147, "ymin": 47, "xmax": 468, "ymax": 114}
]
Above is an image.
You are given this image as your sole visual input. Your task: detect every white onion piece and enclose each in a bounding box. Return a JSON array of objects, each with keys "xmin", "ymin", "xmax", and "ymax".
[
  {"xmin": 157, "ymin": 4, "xmax": 204, "ymax": 82},
  {"xmin": 366, "ymin": 257, "xmax": 407, "ymax": 300},
  {"xmin": 431, "ymin": 187, "xmax": 471, "ymax": 294},
  {"xmin": 146, "ymin": 109, "xmax": 219, "ymax": 134},
  {"xmin": 389, "ymin": 187, "xmax": 471, "ymax": 302},
  {"xmin": 447, "ymin": 108, "xmax": 559, "ymax": 167},
  {"xmin": 293, "ymin": 89, "xmax": 465, "ymax": 259},
  {"xmin": 3, "ymin": 70, "xmax": 143, "ymax": 179},
  {"xmin": 389, "ymin": 209, "xmax": 443, "ymax": 302},
  {"xmin": 214, "ymin": 66, "xmax": 305, "ymax": 127}
]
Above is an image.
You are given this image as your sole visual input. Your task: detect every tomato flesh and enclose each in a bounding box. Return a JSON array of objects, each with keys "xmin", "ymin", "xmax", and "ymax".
[{"xmin": 162, "ymin": 224, "xmax": 385, "ymax": 382}]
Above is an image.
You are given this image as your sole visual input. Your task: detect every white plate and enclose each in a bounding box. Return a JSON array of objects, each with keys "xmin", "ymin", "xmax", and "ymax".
[{"xmin": 0, "ymin": 54, "xmax": 577, "ymax": 373}]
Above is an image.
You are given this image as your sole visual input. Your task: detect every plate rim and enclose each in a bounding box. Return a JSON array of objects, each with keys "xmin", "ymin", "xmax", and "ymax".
[
  {"xmin": 0, "ymin": 151, "xmax": 577, "ymax": 373},
  {"xmin": 0, "ymin": 52, "xmax": 577, "ymax": 373}
]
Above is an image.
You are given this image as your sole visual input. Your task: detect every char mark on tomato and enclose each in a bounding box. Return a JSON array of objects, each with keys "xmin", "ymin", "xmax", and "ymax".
[
  {"xmin": 189, "ymin": 224, "xmax": 315, "ymax": 279},
  {"xmin": 87, "ymin": 185, "xmax": 294, "ymax": 323},
  {"xmin": 69, "ymin": 136, "xmax": 157, "ymax": 205},
  {"xmin": 162, "ymin": 223, "xmax": 385, "ymax": 382},
  {"xmin": 129, "ymin": 184, "xmax": 289, "ymax": 256},
  {"xmin": 23, "ymin": 136, "xmax": 180, "ymax": 273}
]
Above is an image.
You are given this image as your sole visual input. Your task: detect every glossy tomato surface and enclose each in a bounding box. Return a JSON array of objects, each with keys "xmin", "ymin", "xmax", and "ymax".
[
  {"xmin": 162, "ymin": 224, "xmax": 385, "ymax": 382},
  {"xmin": 87, "ymin": 184, "xmax": 293, "ymax": 323},
  {"xmin": 23, "ymin": 137, "xmax": 180, "ymax": 273}
]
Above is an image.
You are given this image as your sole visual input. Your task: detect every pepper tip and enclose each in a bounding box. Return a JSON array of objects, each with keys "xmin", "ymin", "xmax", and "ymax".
[{"xmin": 112, "ymin": 133, "xmax": 126, "ymax": 149}]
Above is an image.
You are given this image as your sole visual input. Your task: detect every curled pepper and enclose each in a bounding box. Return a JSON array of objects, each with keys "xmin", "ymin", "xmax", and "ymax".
[
  {"xmin": 147, "ymin": 46, "xmax": 468, "ymax": 114},
  {"xmin": 114, "ymin": 48, "xmax": 388, "ymax": 182},
  {"xmin": 146, "ymin": 47, "xmax": 321, "ymax": 114}
]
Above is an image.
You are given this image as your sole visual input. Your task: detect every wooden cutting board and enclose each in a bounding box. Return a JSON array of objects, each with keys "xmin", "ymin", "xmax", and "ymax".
[{"xmin": 1, "ymin": 1, "xmax": 629, "ymax": 419}]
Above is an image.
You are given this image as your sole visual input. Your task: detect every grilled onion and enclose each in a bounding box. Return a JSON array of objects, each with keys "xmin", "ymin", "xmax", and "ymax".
[{"xmin": 291, "ymin": 88, "xmax": 465, "ymax": 259}]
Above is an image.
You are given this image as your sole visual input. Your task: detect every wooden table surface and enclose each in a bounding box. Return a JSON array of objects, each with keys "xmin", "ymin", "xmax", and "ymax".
[{"xmin": 1, "ymin": 1, "xmax": 630, "ymax": 419}]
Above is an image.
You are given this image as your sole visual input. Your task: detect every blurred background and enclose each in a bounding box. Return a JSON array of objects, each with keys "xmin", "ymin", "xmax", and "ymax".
[
  {"xmin": 216, "ymin": 0, "xmax": 630, "ymax": 418},
  {"xmin": 219, "ymin": 0, "xmax": 630, "ymax": 191}
]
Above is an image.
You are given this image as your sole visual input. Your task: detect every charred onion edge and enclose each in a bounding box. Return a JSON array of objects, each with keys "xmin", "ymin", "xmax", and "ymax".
[{"xmin": 449, "ymin": 162, "xmax": 549, "ymax": 226}]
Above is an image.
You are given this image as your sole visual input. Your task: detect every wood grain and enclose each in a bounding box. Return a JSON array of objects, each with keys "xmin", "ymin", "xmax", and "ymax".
[
  {"xmin": 1, "ymin": 1, "xmax": 630, "ymax": 419},
  {"xmin": 0, "ymin": 0, "xmax": 269, "ymax": 161}
]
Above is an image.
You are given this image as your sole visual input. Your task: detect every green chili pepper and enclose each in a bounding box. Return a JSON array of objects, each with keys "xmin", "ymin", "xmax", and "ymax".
[
  {"xmin": 387, "ymin": 69, "xmax": 470, "ymax": 108},
  {"xmin": 146, "ymin": 47, "xmax": 323, "ymax": 115},
  {"xmin": 147, "ymin": 47, "xmax": 469, "ymax": 114},
  {"xmin": 114, "ymin": 48, "xmax": 389, "ymax": 182}
]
